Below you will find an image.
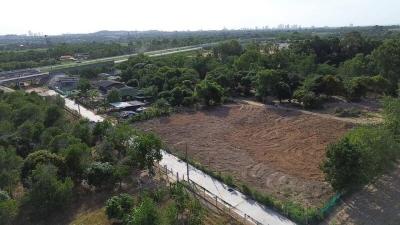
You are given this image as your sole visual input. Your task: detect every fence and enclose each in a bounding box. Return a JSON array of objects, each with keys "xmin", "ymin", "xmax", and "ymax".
[{"xmin": 158, "ymin": 164, "xmax": 264, "ymax": 225}]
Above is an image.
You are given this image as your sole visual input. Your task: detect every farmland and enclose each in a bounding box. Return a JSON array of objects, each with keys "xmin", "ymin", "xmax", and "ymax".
[{"xmin": 136, "ymin": 103, "xmax": 353, "ymax": 207}]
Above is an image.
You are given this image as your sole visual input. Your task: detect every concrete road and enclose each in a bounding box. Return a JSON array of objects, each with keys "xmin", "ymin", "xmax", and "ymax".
[{"xmin": 160, "ymin": 152, "xmax": 297, "ymax": 225}]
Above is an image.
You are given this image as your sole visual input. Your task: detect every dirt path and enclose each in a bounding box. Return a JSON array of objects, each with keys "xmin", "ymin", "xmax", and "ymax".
[{"xmin": 239, "ymin": 99, "xmax": 381, "ymax": 125}]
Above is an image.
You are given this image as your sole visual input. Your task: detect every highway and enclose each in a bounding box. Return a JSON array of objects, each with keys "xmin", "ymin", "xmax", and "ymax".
[
  {"xmin": 38, "ymin": 44, "xmax": 214, "ymax": 72},
  {"xmin": 0, "ymin": 72, "xmax": 49, "ymax": 84}
]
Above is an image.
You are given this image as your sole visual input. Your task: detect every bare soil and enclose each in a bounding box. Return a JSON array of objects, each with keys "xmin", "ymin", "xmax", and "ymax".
[{"xmin": 137, "ymin": 103, "xmax": 353, "ymax": 207}]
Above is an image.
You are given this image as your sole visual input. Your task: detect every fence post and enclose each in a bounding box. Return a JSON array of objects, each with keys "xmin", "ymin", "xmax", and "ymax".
[{"xmin": 176, "ymin": 172, "xmax": 179, "ymax": 182}]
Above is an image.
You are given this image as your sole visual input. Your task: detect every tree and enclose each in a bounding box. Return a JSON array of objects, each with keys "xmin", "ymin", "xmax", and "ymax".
[
  {"xmin": 128, "ymin": 133, "xmax": 162, "ymax": 173},
  {"xmin": 92, "ymin": 120, "xmax": 112, "ymax": 143},
  {"xmin": 344, "ymin": 77, "xmax": 368, "ymax": 101},
  {"xmin": 367, "ymin": 75, "xmax": 389, "ymax": 94},
  {"xmin": 195, "ymin": 79, "xmax": 224, "ymax": 106},
  {"xmin": 382, "ymin": 97, "xmax": 400, "ymax": 135},
  {"xmin": 87, "ymin": 89, "xmax": 100, "ymax": 102},
  {"xmin": 105, "ymin": 194, "xmax": 134, "ymax": 221},
  {"xmin": 255, "ymin": 69, "xmax": 283, "ymax": 100},
  {"xmin": 40, "ymin": 127, "xmax": 63, "ymax": 148},
  {"xmin": 72, "ymin": 120, "xmax": 92, "ymax": 146},
  {"xmin": 107, "ymin": 89, "xmax": 121, "ymax": 103},
  {"xmin": 78, "ymin": 78, "xmax": 91, "ymax": 94},
  {"xmin": 213, "ymin": 40, "xmax": 243, "ymax": 61},
  {"xmin": 44, "ymin": 105, "xmax": 64, "ymax": 127},
  {"xmin": 0, "ymin": 148, "xmax": 22, "ymax": 195},
  {"xmin": 275, "ymin": 82, "xmax": 292, "ymax": 103},
  {"xmin": 85, "ymin": 162, "xmax": 115, "ymax": 188},
  {"xmin": 234, "ymin": 50, "xmax": 262, "ymax": 71},
  {"xmin": 49, "ymin": 133, "xmax": 81, "ymax": 153},
  {"xmin": 106, "ymin": 124, "xmax": 136, "ymax": 159},
  {"xmin": 61, "ymin": 143, "xmax": 91, "ymax": 181},
  {"xmin": 338, "ymin": 54, "xmax": 376, "ymax": 77},
  {"xmin": 95, "ymin": 139, "xmax": 117, "ymax": 163},
  {"xmin": 126, "ymin": 197, "xmax": 159, "ymax": 225},
  {"xmin": 0, "ymin": 192, "xmax": 18, "ymax": 225},
  {"xmin": 24, "ymin": 164, "xmax": 73, "ymax": 219},
  {"xmin": 372, "ymin": 39, "xmax": 400, "ymax": 93},
  {"xmin": 340, "ymin": 31, "xmax": 369, "ymax": 60},
  {"xmin": 21, "ymin": 150, "xmax": 66, "ymax": 186},
  {"xmin": 12, "ymin": 103, "xmax": 42, "ymax": 127},
  {"xmin": 322, "ymin": 137, "xmax": 364, "ymax": 192},
  {"xmin": 169, "ymin": 86, "xmax": 193, "ymax": 106},
  {"xmin": 293, "ymin": 89, "xmax": 322, "ymax": 109},
  {"xmin": 319, "ymin": 75, "xmax": 344, "ymax": 96},
  {"xmin": 190, "ymin": 54, "xmax": 216, "ymax": 79},
  {"xmin": 113, "ymin": 164, "xmax": 130, "ymax": 187},
  {"xmin": 206, "ymin": 66, "xmax": 237, "ymax": 93}
]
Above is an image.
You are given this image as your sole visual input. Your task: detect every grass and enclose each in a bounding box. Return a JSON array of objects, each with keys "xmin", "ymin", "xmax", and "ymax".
[{"xmin": 69, "ymin": 208, "xmax": 111, "ymax": 225}]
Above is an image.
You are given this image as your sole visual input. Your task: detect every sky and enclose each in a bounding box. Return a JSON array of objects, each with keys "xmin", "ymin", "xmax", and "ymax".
[{"xmin": 1, "ymin": 0, "xmax": 399, "ymax": 35}]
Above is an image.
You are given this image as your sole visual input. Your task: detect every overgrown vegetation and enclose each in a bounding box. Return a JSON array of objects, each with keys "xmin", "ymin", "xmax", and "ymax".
[
  {"xmin": 322, "ymin": 97, "xmax": 400, "ymax": 192},
  {"xmin": 119, "ymin": 32, "xmax": 400, "ymax": 113},
  {"xmin": 105, "ymin": 182, "xmax": 205, "ymax": 225},
  {"xmin": 0, "ymin": 91, "xmax": 162, "ymax": 224}
]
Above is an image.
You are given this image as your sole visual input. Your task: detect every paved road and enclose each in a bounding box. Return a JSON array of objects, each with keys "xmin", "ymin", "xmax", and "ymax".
[
  {"xmin": 46, "ymin": 90, "xmax": 104, "ymax": 122},
  {"xmin": 160, "ymin": 152, "xmax": 297, "ymax": 225},
  {"xmin": 0, "ymin": 72, "xmax": 49, "ymax": 84}
]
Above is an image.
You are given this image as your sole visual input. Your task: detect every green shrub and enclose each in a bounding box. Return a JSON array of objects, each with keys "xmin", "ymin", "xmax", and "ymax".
[
  {"xmin": 334, "ymin": 107, "xmax": 362, "ymax": 117},
  {"xmin": 105, "ymin": 193, "xmax": 134, "ymax": 221},
  {"xmin": 130, "ymin": 106, "xmax": 172, "ymax": 123},
  {"xmin": 0, "ymin": 198, "xmax": 18, "ymax": 225}
]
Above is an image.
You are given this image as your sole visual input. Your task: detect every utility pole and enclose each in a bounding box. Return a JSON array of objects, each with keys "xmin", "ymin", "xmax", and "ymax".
[{"xmin": 186, "ymin": 143, "xmax": 189, "ymax": 182}]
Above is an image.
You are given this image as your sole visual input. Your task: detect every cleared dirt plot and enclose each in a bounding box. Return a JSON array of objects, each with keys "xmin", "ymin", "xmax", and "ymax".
[{"xmin": 136, "ymin": 103, "xmax": 353, "ymax": 207}]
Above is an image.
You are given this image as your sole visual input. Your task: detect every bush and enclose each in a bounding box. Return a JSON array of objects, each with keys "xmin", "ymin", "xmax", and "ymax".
[
  {"xmin": 322, "ymin": 137, "xmax": 364, "ymax": 192},
  {"xmin": 323, "ymin": 124, "xmax": 400, "ymax": 192},
  {"xmin": 125, "ymin": 197, "xmax": 159, "ymax": 225},
  {"xmin": 105, "ymin": 194, "xmax": 134, "ymax": 221},
  {"xmin": 85, "ymin": 162, "xmax": 115, "ymax": 188},
  {"xmin": 195, "ymin": 79, "xmax": 224, "ymax": 106},
  {"xmin": 294, "ymin": 89, "xmax": 322, "ymax": 109},
  {"xmin": 130, "ymin": 106, "xmax": 172, "ymax": 123},
  {"xmin": 0, "ymin": 197, "xmax": 18, "ymax": 225},
  {"xmin": 334, "ymin": 107, "xmax": 362, "ymax": 117},
  {"xmin": 344, "ymin": 77, "xmax": 368, "ymax": 101}
]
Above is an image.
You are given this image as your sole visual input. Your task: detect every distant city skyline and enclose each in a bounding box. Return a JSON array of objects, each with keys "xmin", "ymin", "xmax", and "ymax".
[{"xmin": 1, "ymin": 0, "xmax": 399, "ymax": 35}]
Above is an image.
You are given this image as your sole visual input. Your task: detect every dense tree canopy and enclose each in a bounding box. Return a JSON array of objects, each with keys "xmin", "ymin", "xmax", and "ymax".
[{"xmin": 0, "ymin": 91, "xmax": 165, "ymax": 223}]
